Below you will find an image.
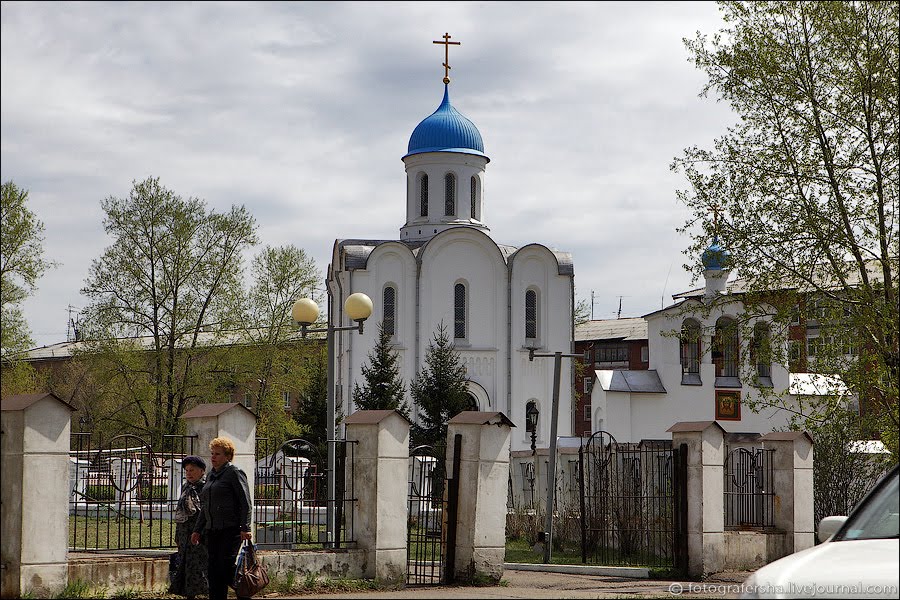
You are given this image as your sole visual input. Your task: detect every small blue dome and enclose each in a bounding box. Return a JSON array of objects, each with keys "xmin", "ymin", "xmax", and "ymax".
[
  {"xmin": 702, "ymin": 236, "xmax": 731, "ymax": 271},
  {"xmin": 405, "ymin": 86, "xmax": 488, "ymax": 159}
]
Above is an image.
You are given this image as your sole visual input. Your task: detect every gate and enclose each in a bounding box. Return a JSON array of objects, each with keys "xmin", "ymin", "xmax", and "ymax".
[
  {"xmin": 579, "ymin": 431, "xmax": 687, "ymax": 574},
  {"xmin": 406, "ymin": 435, "xmax": 461, "ymax": 585}
]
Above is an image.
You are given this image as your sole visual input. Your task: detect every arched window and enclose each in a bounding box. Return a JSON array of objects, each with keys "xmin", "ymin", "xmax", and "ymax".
[
  {"xmin": 752, "ymin": 322, "xmax": 772, "ymax": 380},
  {"xmin": 419, "ymin": 173, "xmax": 428, "ymax": 217},
  {"xmin": 445, "ymin": 173, "xmax": 456, "ymax": 216},
  {"xmin": 454, "ymin": 282, "xmax": 466, "ymax": 339},
  {"xmin": 680, "ymin": 319, "xmax": 701, "ymax": 376},
  {"xmin": 713, "ymin": 317, "xmax": 739, "ymax": 379},
  {"xmin": 525, "ymin": 289, "xmax": 537, "ymax": 340},
  {"xmin": 470, "ymin": 176, "xmax": 478, "ymax": 219},
  {"xmin": 383, "ymin": 285, "xmax": 396, "ymax": 337}
]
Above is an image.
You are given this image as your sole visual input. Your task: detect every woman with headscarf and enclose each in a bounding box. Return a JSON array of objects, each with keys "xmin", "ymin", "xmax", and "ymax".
[{"xmin": 169, "ymin": 455, "xmax": 209, "ymax": 599}]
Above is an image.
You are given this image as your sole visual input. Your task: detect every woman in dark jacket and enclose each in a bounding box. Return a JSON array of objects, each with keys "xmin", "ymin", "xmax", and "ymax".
[
  {"xmin": 190, "ymin": 437, "xmax": 253, "ymax": 600},
  {"xmin": 169, "ymin": 456, "xmax": 208, "ymax": 599}
]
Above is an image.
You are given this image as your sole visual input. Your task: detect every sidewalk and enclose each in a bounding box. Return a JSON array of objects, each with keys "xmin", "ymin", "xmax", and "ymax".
[{"xmin": 272, "ymin": 566, "xmax": 753, "ymax": 599}]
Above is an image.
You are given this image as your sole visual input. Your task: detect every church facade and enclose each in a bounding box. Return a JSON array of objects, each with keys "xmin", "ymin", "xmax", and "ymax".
[{"xmin": 328, "ymin": 82, "xmax": 575, "ymax": 452}]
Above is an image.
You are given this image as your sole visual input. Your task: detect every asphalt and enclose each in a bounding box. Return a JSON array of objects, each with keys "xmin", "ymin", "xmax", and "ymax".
[{"xmin": 269, "ymin": 566, "xmax": 753, "ymax": 599}]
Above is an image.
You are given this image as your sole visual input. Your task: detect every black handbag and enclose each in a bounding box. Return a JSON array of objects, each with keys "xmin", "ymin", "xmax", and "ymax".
[{"xmin": 233, "ymin": 540, "xmax": 269, "ymax": 597}]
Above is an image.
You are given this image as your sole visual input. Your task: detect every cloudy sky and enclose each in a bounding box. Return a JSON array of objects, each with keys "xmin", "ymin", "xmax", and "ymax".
[{"xmin": 2, "ymin": 1, "xmax": 737, "ymax": 349}]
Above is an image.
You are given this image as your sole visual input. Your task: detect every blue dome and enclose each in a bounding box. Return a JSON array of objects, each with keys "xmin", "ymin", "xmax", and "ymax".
[
  {"xmin": 701, "ymin": 236, "xmax": 731, "ymax": 270},
  {"xmin": 405, "ymin": 86, "xmax": 488, "ymax": 159}
]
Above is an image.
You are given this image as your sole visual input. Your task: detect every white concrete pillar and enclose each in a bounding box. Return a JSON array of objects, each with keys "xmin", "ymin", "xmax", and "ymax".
[
  {"xmin": 446, "ymin": 411, "xmax": 514, "ymax": 584},
  {"xmin": 165, "ymin": 457, "xmax": 182, "ymax": 503},
  {"xmin": 1, "ymin": 392, "xmax": 75, "ymax": 598},
  {"xmin": 668, "ymin": 420, "xmax": 726, "ymax": 577},
  {"xmin": 180, "ymin": 403, "xmax": 257, "ymax": 526},
  {"xmin": 344, "ymin": 409, "xmax": 410, "ymax": 583},
  {"xmin": 761, "ymin": 431, "xmax": 814, "ymax": 557}
]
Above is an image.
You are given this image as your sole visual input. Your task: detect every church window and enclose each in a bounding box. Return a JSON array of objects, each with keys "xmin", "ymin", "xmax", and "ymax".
[
  {"xmin": 681, "ymin": 319, "xmax": 701, "ymax": 385},
  {"xmin": 752, "ymin": 322, "xmax": 772, "ymax": 383},
  {"xmin": 454, "ymin": 282, "xmax": 467, "ymax": 339},
  {"xmin": 713, "ymin": 317, "xmax": 740, "ymax": 380},
  {"xmin": 383, "ymin": 285, "xmax": 396, "ymax": 337},
  {"xmin": 445, "ymin": 173, "xmax": 456, "ymax": 216},
  {"xmin": 525, "ymin": 289, "xmax": 537, "ymax": 340},
  {"xmin": 470, "ymin": 176, "xmax": 478, "ymax": 219},
  {"xmin": 419, "ymin": 173, "xmax": 428, "ymax": 217}
]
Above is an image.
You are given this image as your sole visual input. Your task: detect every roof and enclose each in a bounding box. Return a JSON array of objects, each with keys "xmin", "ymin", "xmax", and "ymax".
[
  {"xmin": 597, "ymin": 370, "xmax": 666, "ymax": 393},
  {"xmin": 405, "ymin": 85, "xmax": 488, "ymax": 160},
  {"xmin": 344, "ymin": 409, "xmax": 411, "ymax": 425},
  {"xmin": 447, "ymin": 411, "xmax": 515, "ymax": 427},
  {"xmin": 180, "ymin": 402, "xmax": 255, "ymax": 419},
  {"xmin": 1, "ymin": 392, "xmax": 75, "ymax": 412},
  {"xmin": 666, "ymin": 421, "xmax": 726, "ymax": 434},
  {"xmin": 575, "ymin": 318, "xmax": 647, "ymax": 342},
  {"xmin": 789, "ymin": 373, "xmax": 850, "ymax": 396}
]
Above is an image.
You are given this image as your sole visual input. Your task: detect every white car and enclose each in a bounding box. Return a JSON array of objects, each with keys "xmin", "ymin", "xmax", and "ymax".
[{"xmin": 741, "ymin": 464, "xmax": 899, "ymax": 599}]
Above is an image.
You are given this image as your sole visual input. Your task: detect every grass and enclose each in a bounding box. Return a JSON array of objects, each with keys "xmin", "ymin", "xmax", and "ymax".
[
  {"xmin": 504, "ymin": 538, "xmax": 584, "ymax": 565},
  {"xmin": 69, "ymin": 515, "xmax": 176, "ymax": 550}
]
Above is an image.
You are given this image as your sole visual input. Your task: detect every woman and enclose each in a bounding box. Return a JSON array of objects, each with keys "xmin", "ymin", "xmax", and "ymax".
[
  {"xmin": 170, "ymin": 456, "xmax": 208, "ymax": 599},
  {"xmin": 191, "ymin": 437, "xmax": 253, "ymax": 600}
]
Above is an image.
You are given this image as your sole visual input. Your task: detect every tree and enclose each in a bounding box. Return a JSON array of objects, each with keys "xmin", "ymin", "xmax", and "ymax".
[
  {"xmin": 352, "ymin": 321, "xmax": 409, "ymax": 415},
  {"xmin": 293, "ymin": 345, "xmax": 331, "ymax": 461},
  {"xmin": 80, "ymin": 177, "xmax": 258, "ymax": 444},
  {"xmin": 1, "ymin": 181, "xmax": 54, "ymax": 358},
  {"xmin": 671, "ymin": 1, "xmax": 898, "ymax": 457},
  {"xmin": 230, "ymin": 245, "xmax": 322, "ymax": 450},
  {"xmin": 410, "ymin": 323, "xmax": 473, "ymax": 448}
]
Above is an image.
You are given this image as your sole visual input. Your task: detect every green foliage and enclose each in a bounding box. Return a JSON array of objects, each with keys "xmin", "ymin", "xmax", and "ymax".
[
  {"xmin": 672, "ymin": 1, "xmax": 899, "ymax": 455},
  {"xmin": 54, "ymin": 580, "xmax": 95, "ymax": 599},
  {"xmin": 352, "ymin": 321, "xmax": 409, "ymax": 415},
  {"xmin": 1, "ymin": 180, "xmax": 54, "ymax": 358},
  {"xmin": 410, "ymin": 323, "xmax": 474, "ymax": 447},
  {"xmin": 79, "ymin": 177, "xmax": 258, "ymax": 443},
  {"xmin": 293, "ymin": 345, "xmax": 332, "ymax": 461}
]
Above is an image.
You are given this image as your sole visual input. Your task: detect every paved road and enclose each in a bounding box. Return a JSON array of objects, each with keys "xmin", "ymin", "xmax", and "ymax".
[{"xmin": 272, "ymin": 567, "xmax": 752, "ymax": 599}]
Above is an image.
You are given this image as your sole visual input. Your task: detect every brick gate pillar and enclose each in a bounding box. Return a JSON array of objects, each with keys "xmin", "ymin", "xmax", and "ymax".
[
  {"xmin": 668, "ymin": 420, "xmax": 726, "ymax": 577},
  {"xmin": 446, "ymin": 411, "xmax": 514, "ymax": 584},
  {"xmin": 1, "ymin": 392, "xmax": 75, "ymax": 598},
  {"xmin": 344, "ymin": 409, "xmax": 410, "ymax": 583}
]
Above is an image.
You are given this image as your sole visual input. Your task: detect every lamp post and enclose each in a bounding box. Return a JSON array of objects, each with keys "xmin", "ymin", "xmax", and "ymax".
[
  {"xmin": 528, "ymin": 345, "xmax": 590, "ymax": 564},
  {"xmin": 525, "ymin": 401, "xmax": 539, "ymax": 453},
  {"xmin": 292, "ymin": 291, "xmax": 373, "ymax": 547}
]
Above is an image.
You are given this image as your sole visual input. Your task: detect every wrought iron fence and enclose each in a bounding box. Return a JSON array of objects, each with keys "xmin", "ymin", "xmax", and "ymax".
[
  {"xmin": 407, "ymin": 441, "xmax": 448, "ymax": 585},
  {"xmin": 253, "ymin": 437, "xmax": 357, "ymax": 549},
  {"xmin": 69, "ymin": 432, "xmax": 197, "ymax": 550},
  {"xmin": 724, "ymin": 446, "xmax": 775, "ymax": 529},
  {"xmin": 579, "ymin": 433, "xmax": 685, "ymax": 570}
]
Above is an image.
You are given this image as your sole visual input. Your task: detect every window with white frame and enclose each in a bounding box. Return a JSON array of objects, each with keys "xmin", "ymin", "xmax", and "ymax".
[
  {"xmin": 454, "ymin": 282, "xmax": 467, "ymax": 339},
  {"xmin": 243, "ymin": 392, "xmax": 252, "ymax": 408},
  {"xmin": 444, "ymin": 173, "xmax": 456, "ymax": 216},
  {"xmin": 419, "ymin": 173, "xmax": 428, "ymax": 217},
  {"xmin": 525, "ymin": 289, "xmax": 537, "ymax": 340},
  {"xmin": 713, "ymin": 317, "xmax": 739, "ymax": 377},
  {"xmin": 383, "ymin": 285, "xmax": 396, "ymax": 337},
  {"xmin": 583, "ymin": 404, "xmax": 592, "ymax": 421},
  {"xmin": 282, "ymin": 391, "xmax": 291, "ymax": 409},
  {"xmin": 583, "ymin": 377, "xmax": 592, "ymax": 394}
]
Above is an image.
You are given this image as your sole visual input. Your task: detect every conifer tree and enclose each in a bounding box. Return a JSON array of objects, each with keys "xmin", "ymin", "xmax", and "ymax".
[
  {"xmin": 410, "ymin": 322, "xmax": 474, "ymax": 448},
  {"xmin": 352, "ymin": 321, "xmax": 409, "ymax": 415}
]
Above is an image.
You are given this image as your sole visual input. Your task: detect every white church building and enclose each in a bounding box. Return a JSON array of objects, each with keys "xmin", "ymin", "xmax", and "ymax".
[{"xmin": 327, "ymin": 81, "xmax": 575, "ymax": 453}]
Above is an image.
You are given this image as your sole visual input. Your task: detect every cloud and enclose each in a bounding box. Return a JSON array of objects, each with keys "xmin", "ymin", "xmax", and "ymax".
[{"xmin": 1, "ymin": 0, "xmax": 734, "ymax": 345}]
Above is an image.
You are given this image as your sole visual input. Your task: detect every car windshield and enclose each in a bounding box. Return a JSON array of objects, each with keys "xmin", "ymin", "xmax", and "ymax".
[{"xmin": 836, "ymin": 469, "xmax": 899, "ymax": 541}]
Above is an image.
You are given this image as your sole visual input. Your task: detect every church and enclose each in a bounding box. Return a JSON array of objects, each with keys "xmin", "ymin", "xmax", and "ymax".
[{"xmin": 328, "ymin": 42, "xmax": 575, "ymax": 453}]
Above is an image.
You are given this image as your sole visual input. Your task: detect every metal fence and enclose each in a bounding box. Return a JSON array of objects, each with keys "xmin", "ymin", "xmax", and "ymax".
[
  {"xmin": 580, "ymin": 433, "xmax": 686, "ymax": 571},
  {"xmin": 724, "ymin": 446, "xmax": 775, "ymax": 530},
  {"xmin": 69, "ymin": 432, "xmax": 197, "ymax": 550},
  {"xmin": 253, "ymin": 437, "xmax": 357, "ymax": 549}
]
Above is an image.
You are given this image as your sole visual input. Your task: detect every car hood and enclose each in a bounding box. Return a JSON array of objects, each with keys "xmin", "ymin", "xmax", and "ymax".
[{"xmin": 750, "ymin": 538, "xmax": 898, "ymax": 598}]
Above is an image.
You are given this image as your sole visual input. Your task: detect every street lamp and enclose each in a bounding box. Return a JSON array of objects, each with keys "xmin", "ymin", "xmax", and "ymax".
[
  {"xmin": 528, "ymin": 345, "xmax": 591, "ymax": 564},
  {"xmin": 292, "ymin": 291, "xmax": 373, "ymax": 547}
]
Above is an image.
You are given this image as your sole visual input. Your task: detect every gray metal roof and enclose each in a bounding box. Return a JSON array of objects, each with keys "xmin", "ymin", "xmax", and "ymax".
[
  {"xmin": 1, "ymin": 392, "xmax": 75, "ymax": 412},
  {"xmin": 602, "ymin": 370, "xmax": 666, "ymax": 393},
  {"xmin": 180, "ymin": 402, "xmax": 255, "ymax": 419},
  {"xmin": 575, "ymin": 318, "xmax": 647, "ymax": 342}
]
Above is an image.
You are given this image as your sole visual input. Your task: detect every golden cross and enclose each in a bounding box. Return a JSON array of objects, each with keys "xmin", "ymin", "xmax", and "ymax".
[
  {"xmin": 711, "ymin": 202, "xmax": 720, "ymax": 236},
  {"xmin": 433, "ymin": 32, "xmax": 461, "ymax": 84}
]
